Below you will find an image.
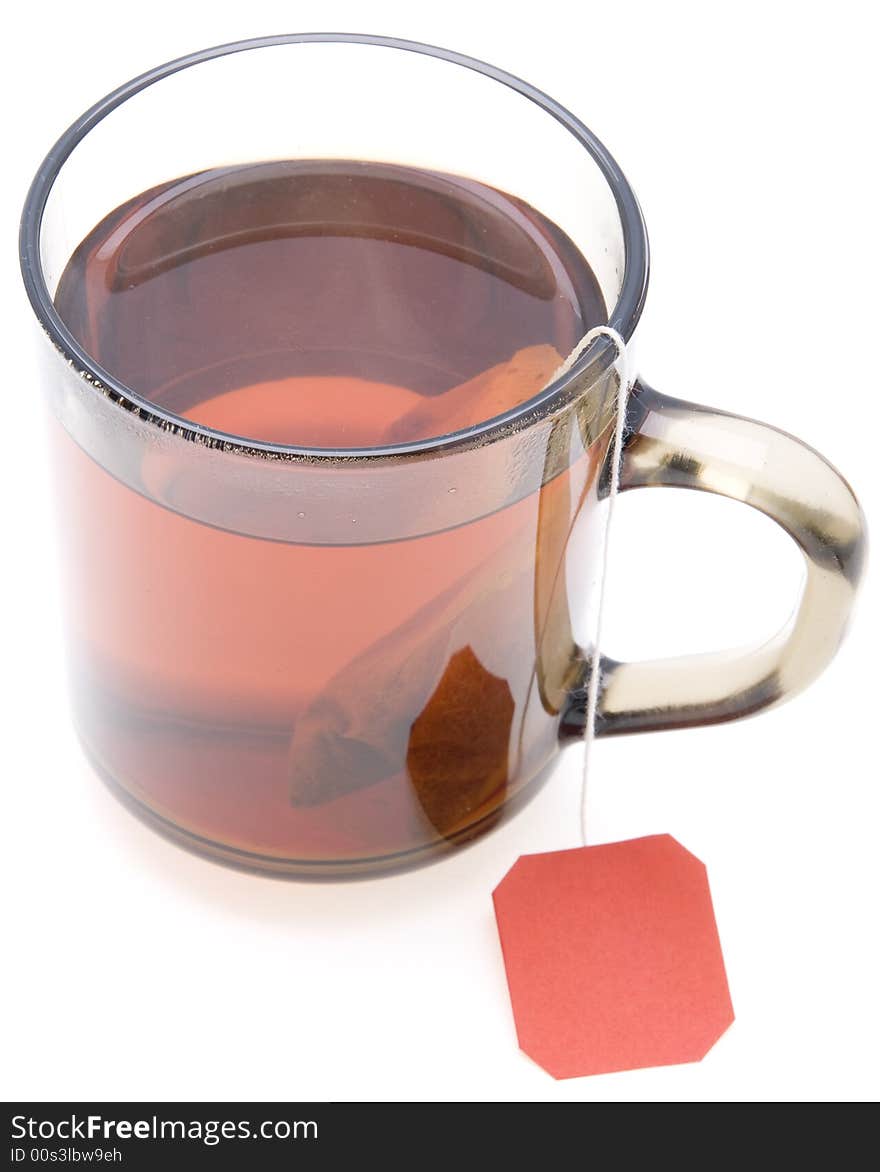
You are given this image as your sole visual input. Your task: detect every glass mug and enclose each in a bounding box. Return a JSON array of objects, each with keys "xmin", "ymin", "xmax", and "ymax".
[{"xmin": 20, "ymin": 35, "xmax": 865, "ymax": 877}]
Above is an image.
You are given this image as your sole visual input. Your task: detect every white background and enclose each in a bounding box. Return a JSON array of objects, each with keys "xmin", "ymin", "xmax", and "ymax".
[{"xmin": 2, "ymin": 0, "xmax": 877, "ymax": 1103}]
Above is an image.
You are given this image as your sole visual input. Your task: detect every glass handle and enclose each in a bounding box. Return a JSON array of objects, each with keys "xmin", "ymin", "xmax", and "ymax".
[{"xmin": 562, "ymin": 381, "xmax": 867, "ymax": 738}]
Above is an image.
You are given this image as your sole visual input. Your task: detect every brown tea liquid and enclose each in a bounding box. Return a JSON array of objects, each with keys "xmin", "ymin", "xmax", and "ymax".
[{"xmin": 53, "ymin": 160, "xmax": 607, "ymax": 870}]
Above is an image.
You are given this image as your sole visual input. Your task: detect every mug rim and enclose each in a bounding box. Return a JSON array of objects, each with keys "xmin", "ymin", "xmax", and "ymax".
[{"xmin": 19, "ymin": 32, "xmax": 650, "ymax": 462}]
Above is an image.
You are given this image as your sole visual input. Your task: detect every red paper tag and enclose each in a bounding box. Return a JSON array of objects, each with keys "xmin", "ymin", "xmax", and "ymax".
[{"xmin": 493, "ymin": 835, "xmax": 734, "ymax": 1079}]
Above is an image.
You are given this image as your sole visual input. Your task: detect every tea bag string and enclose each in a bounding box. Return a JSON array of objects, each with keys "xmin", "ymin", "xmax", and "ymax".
[{"xmin": 565, "ymin": 326, "xmax": 631, "ymax": 848}]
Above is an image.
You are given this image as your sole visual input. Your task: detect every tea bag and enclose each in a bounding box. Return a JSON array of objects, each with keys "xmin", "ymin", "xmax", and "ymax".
[
  {"xmin": 288, "ymin": 525, "xmax": 535, "ymax": 836},
  {"xmin": 287, "ymin": 345, "xmax": 570, "ymax": 830}
]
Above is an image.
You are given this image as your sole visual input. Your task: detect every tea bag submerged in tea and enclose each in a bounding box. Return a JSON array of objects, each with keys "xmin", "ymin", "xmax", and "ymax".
[
  {"xmin": 287, "ymin": 527, "xmax": 535, "ymax": 836},
  {"xmin": 287, "ymin": 347, "xmax": 576, "ymax": 835}
]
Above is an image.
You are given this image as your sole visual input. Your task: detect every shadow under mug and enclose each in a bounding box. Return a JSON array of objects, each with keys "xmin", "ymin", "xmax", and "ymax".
[{"xmin": 20, "ymin": 35, "xmax": 866, "ymax": 877}]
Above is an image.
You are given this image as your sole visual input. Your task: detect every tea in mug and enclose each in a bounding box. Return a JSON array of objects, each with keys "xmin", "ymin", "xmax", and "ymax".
[{"xmin": 52, "ymin": 160, "xmax": 608, "ymax": 867}]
